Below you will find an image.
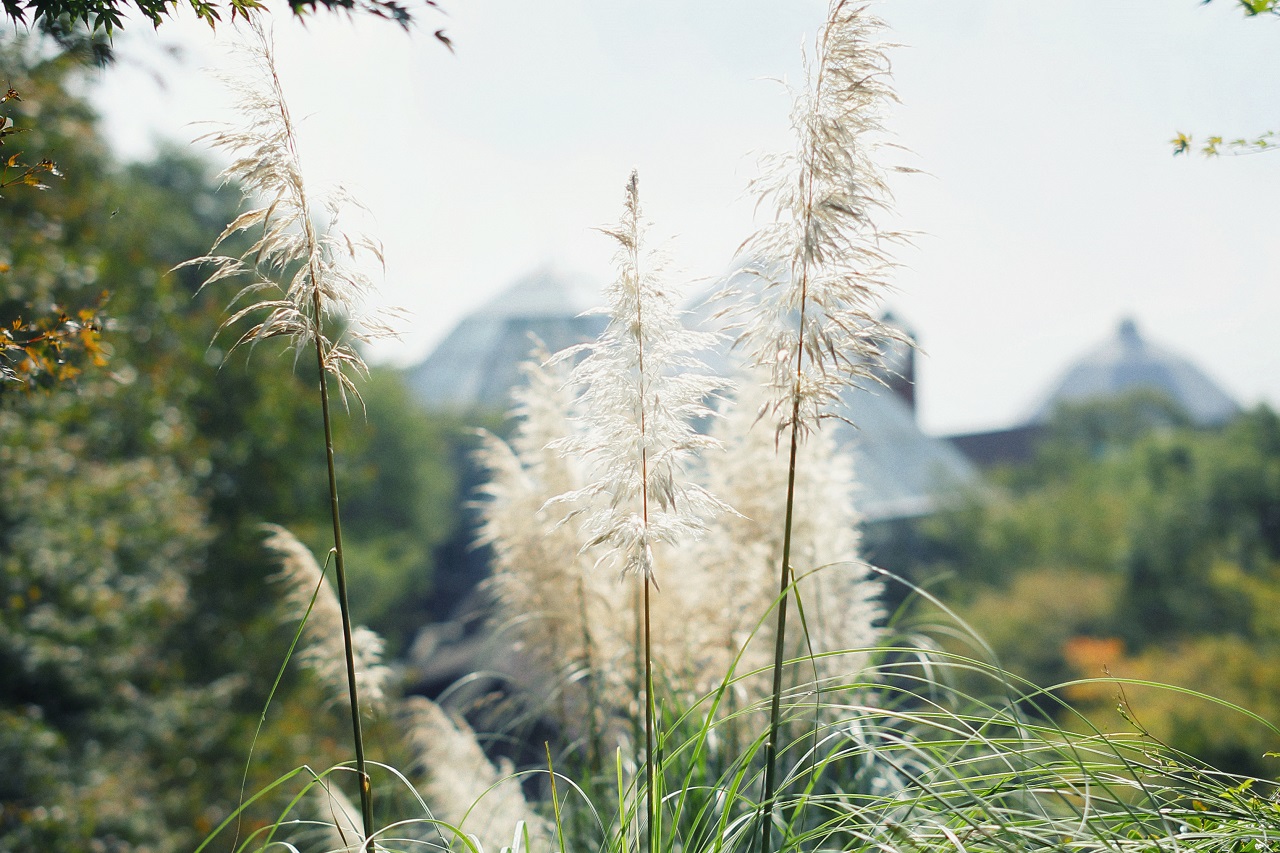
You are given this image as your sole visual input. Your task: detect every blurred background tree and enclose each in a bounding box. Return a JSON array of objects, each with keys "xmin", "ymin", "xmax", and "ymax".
[
  {"xmin": 918, "ymin": 394, "xmax": 1280, "ymax": 775},
  {"xmin": 0, "ymin": 31, "xmax": 465, "ymax": 848}
]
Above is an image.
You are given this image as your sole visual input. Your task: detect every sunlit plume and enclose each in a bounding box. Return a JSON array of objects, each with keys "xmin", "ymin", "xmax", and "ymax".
[{"xmin": 262, "ymin": 524, "xmax": 390, "ymax": 712}]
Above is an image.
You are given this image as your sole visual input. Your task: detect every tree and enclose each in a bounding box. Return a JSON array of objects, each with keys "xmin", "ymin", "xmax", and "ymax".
[
  {"xmin": 0, "ymin": 38, "xmax": 466, "ymax": 847},
  {"xmin": 921, "ymin": 395, "xmax": 1280, "ymax": 774},
  {"xmin": 1, "ymin": 0, "xmax": 449, "ymax": 59}
]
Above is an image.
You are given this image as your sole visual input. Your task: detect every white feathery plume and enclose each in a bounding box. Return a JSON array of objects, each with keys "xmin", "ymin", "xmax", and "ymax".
[
  {"xmin": 718, "ymin": 1, "xmax": 907, "ymax": 438},
  {"xmin": 475, "ymin": 348, "xmax": 634, "ymax": 744},
  {"xmin": 547, "ymin": 171, "xmax": 728, "ymax": 849},
  {"xmin": 681, "ymin": 372, "xmax": 881, "ymax": 695},
  {"xmin": 401, "ymin": 696, "xmax": 550, "ymax": 853},
  {"xmin": 180, "ymin": 20, "xmax": 400, "ymax": 402},
  {"xmin": 263, "ymin": 524, "xmax": 391, "ymax": 713},
  {"xmin": 716, "ymin": 6, "xmax": 906, "ymax": 833},
  {"xmin": 716, "ymin": 6, "xmax": 906, "ymax": 824},
  {"xmin": 551, "ymin": 170, "xmax": 726, "ymax": 580},
  {"xmin": 505, "ymin": 339, "xmax": 586, "ymax": 486},
  {"xmin": 715, "ymin": 372, "xmax": 865, "ymax": 599}
]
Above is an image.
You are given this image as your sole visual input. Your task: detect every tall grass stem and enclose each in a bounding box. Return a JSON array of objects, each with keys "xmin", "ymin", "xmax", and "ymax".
[
  {"xmin": 313, "ymin": 319, "xmax": 375, "ymax": 843},
  {"xmin": 643, "ymin": 575, "xmax": 655, "ymax": 853},
  {"xmin": 758, "ymin": 407, "xmax": 802, "ymax": 853}
]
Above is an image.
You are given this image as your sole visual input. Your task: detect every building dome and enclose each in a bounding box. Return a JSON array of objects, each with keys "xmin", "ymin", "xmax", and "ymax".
[
  {"xmin": 405, "ymin": 266, "xmax": 606, "ymax": 410},
  {"xmin": 1027, "ymin": 318, "xmax": 1238, "ymax": 426},
  {"xmin": 408, "ymin": 263, "xmax": 979, "ymax": 522}
]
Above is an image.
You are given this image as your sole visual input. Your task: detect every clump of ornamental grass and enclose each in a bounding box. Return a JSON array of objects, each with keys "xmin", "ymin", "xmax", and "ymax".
[
  {"xmin": 549, "ymin": 170, "xmax": 726, "ymax": 852},
  {"xmin": 711, "ymin": 1, "xmax": 909, "ymax": 843},
  {"xmin": 474, "ymin": 348, "xmax": 889, "ymax": 841},
  {"xmin": 473, "ymin": 191, "xmax": 888, "ymax": 844},
  {"xmin": 182, "ymin": 20, "xmax": 401, "ymax": 842},
  {"xmin": 689, "ymin": 368, "xmax": 881, "ymax": 706}
]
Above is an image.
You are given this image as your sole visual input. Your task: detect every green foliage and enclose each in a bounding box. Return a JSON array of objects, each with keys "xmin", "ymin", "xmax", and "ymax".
[
  {"xmin": 1, "ymin": 0, "xmax": 432, "ymax": 36},
  {"xmin": 0, "ymin": 40, "xmax": 265, "ymax": 849},
  {"xmin": 0, "ymin": 33, "xmax": 465, "ymax": 848},
  {"xmin": 924, "ymin": 394, "xmax": 1280, "ymax": 772},
  {"xmin": 0, "ymin": 396, "xmax": 242, "ymax": 850}
]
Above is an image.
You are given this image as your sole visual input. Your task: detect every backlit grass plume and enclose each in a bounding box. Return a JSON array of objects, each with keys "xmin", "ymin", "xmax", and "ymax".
[
  {"xmin": 722, "ymin": 2, "xmax": 906, "ymax": 438},
  {"xmin": 687, "ymin": 369, "xmax": 881, "ymax": 701},
  {"xmin": 402, "ymin": 696, "xmax": 550, "ymax": 853},
  {"xmin": 184, "ymin": 22, "xmax": 399, "ymax": 842},
  {"xmin": 551, "ymin": 172, "xmax": 724, "ymax": 581},
  {"xmin": 263, "ymin": 524, "xmax": 391, "ymax": 712},
  {"xmin": 476, "ymin": 348, "xmax": 631, "ymax": 758},
  {"xmin": 182, "ymin": 20, "xmax": 398, "ymax": 400}
]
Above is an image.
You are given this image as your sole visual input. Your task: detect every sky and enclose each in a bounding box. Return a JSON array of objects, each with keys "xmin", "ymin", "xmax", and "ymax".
[{"xmin": 92, "ymin": 0, "xmax": 1280, "ymax": 435}]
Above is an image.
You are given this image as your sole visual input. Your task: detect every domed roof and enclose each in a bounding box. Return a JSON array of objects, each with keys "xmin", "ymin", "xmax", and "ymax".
[
  {"xmin": 407, "ymin": 262, "xmax": 979, "ymax": 522},
  {"xmin": 1027, "ymin": 318, "xmax": 1238, "ymax": 426},
  {"xmin": 405, "ymin": 266, "xmax": 607, "ymax": 410},
  {"xmin": 476, "ymin": 265, "xmax": 602, "ymax": 319}
]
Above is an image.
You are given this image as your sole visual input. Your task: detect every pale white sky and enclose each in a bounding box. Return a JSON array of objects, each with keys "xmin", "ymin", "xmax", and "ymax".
[{"xmin": 93, "ymin": 0, "xmax": 1280, "ymax": 435}]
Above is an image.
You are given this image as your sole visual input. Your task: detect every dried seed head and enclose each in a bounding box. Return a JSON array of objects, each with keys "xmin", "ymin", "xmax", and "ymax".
[
  {"xmin": 263, "ymin": 524, "xmax": 390, "ymax": 712},
  {"xmin": 717, "ymin": 2, "xmax": 909, "ymax": 439},
  {"xmin": 550, "ymin": 170, "xmax": 727, "ymax": 581},
  {"xmin": 179, "ymin": 20, "xmax": 402, "ymax": 403},
  {"xmin": 402, "ymin": 696, "xmax": 549, "ymax": 852}
]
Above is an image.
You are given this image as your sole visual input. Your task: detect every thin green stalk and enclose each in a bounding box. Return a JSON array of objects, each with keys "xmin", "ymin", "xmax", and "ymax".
[
  {"xmin": 638, "ymin": 271, "xmax": 656, "ymax": 853},
  {"xmin": 311, "ymin": 290, "xmax": 375, "ymax": 845},
  {"xmin": 757, "ymin": 407, "xmax": 802, "ymax": 853},
  {"xmin": 546, "ymin": 742, "xmax": 567, "ymax": 853},
  {"xmin": 633, "ymin": 583, "xmax": 645, "ymax": 777},
  {"xmin": 643, "ymin": 574, "xmax": 656, "ymax": 853},
  {"xmin": 626, "ymin": 202, "xmax": 657, "ymax": 853},
  {"xmin": 758, "ymin": 27, "xmax": 826, "ymax": 840}
]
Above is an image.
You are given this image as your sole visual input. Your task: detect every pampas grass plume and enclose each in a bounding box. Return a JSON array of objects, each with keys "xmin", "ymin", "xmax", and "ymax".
[
  {"xmin": 181, "ymin": 20, "xmax": 400, "ymax": 401},
  {"xmin": 720, "ymin": 0, "xmax": 907, "ymax": 437},
  {"xmin": 476, "ymin": 348, "xmax": 634, "ymax": 743},
  {"xmin": 550, "ymin": 171, "xmax": 726, "ymax": 580},
  {"xmin": 680, "ymin": 370, "xmax": 881, "ymax": 695},
  {"xmin": 402, "ymin": 696, "xmax": 550, "ymax": 853},
  {"xmin": 263, "ymin": 524, "xmax": 391, "ymax": 712}
]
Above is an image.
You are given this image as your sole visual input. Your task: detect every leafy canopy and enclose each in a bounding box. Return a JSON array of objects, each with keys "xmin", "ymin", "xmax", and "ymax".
[
  {"xmin": 922, "ymin": 395, "xmax": 1280, "ymax": 773},
  {"xmin": 2, "ymin": 0, "xmax": 442, "ymax": 40}
]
